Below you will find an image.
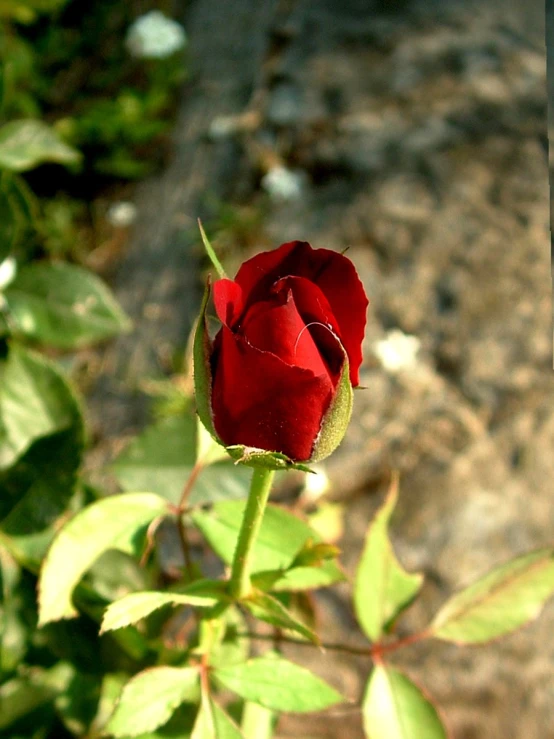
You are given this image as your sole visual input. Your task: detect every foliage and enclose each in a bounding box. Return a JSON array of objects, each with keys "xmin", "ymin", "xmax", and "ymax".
[
  {"xmin": 4, "ymin": 367, "xmax": 554, "ymax": 739},
  {"xmin": 0, "ymin": 0, "xmax": 186, "ymax": 265},
  {"xmin": 1, "ymin": 11, "xmax": 554, "ymax": 735}
]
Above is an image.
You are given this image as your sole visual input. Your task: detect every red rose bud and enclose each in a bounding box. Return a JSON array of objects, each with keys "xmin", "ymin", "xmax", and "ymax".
[{"xmin": 194, "ymin": 241, "xmax": 368, "ymax": 465}]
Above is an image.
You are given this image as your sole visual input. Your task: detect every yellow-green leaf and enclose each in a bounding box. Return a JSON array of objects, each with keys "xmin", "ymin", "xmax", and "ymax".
[
  {"xmin": 430, "ymin": 548, "xmax": 554, "ymax": 644},
  {"xmin": 38, "ymin": 493, "xmax": 168, "ymax": 625},
  {"xmin": 354, "ymin": 476, "xmax": 423, "ymax": 641},
  {"xmin": 363, "ymin": 665, "xmax": 448, "ymax": 739}
]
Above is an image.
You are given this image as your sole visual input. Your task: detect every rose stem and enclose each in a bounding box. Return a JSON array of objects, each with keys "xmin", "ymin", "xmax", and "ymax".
[{"xmin": 229, "ymin": 468, "xmax": 275, "ymax": 599}]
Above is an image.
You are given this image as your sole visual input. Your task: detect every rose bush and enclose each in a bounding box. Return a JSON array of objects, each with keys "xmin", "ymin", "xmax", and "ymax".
[{"xmin": 198, "ymin": 240, "xmax": 368, "ymax": 463}]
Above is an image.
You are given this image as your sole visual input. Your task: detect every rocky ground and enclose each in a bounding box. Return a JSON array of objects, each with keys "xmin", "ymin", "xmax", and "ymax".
[{"xmin": 88, "ymin": 0, "xmax": 550, "ymax": 737}]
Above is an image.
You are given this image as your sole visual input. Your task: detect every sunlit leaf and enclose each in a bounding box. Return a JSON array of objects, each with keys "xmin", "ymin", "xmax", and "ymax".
[
  {"xmin": 191, "ymin": 697, "xmax": 244, "ymax": 739},
  {"xmin": 214, "ymin": 654, "xmax": 342, "ymax": 713},
  {"xmin": 101, "ymin": 589, "xmax": 219, "ymax": 633},
  {"xmin": 430, "ymin": 548, "xmax": 554, "ymax": 644},
  {"xmin": 5, "ymin": 262, "xmax": 131, "ymax": 348},
  {"xmin": 38, "ymin": 492, "xmax": 168, "ymax": 625},
  {"xmin": 208, "ymin": 607, "xmax": 249, "ymax": 670},
  {"xmin": 192, "ymin": 502, "xmax": 317, "ymax": 574},
  {"xmin": 244, "ymin": 591, "xmax": 318, "ymax": 643},
  {"xmin": 241, "ymin": 701, "xmax": 275, "ymax": 739},
  {"xmin": 0, "ymin": 119, "xmax": 81, "ymax": 171},
  {"xmin": 106, "ymin": 667, "xmax": 199, "ymax": 737},
  {"xmin": 252, "ymin": 561, "xmax": 345, "ymax": 592},
  {"xmin": 362, "ymin": 664, "xmax": 447, "ymax": 739},
  {"xmin": 354, "ymin": 476, "xmax": 423, "ymax": 641},
  {"xmin": 112, "ymin": 415, "xmax": 252, "ymax": 507}
]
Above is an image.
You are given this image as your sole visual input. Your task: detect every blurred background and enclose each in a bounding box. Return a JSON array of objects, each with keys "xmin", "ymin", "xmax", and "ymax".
[{"xmin": 1, "ymin": 0, "xmax": 550, "ymax": 737}]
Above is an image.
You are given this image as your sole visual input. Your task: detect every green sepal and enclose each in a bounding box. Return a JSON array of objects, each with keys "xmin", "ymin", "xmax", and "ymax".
[
  {"xmin": 225, "ymin": 445, "xmax": 313, "ymax": 472},
  {"xmin": 310, "ymin": 350, "xmax": 353, "ymax": 463},
  {"xmin": 197, "ymin": 218, "xmax": 227, "ymax": 279},
  {"xmin": 193, "ymin": 278, "xmax": 220, "ymax": 442}
]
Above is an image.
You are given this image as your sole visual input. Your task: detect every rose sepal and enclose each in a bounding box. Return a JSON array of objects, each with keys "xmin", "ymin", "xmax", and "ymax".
[
  {"xmin": 225, "ymin": 445, "xmax": 315, "ymax": 473},
  {"xmin": 309, "ymin": 347, "xmax": 353, "ymax": 463},
  {"xmin": 193, "ymin": 277, "xmax": 221, "ymax": 443}
]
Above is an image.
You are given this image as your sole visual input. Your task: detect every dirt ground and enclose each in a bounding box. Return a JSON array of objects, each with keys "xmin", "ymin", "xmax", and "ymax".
[{"xmin": 88, "ymin": 0, "xmax": 551, "ymax": 737}]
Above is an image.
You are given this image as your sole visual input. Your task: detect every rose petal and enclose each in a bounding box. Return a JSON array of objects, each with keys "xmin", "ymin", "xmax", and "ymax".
[
  {"xmin": 213, "ymin": 279, "xmax": 244, "ymax": 327},
  {"xmin": 234, "ymin": 241, "xmax": 368, "ymax": 385},
  {"xmin": 211, "ymin": 326, "xmax": 334, "ymax": 461},
  {"xmin": 271, "ymin": 275, "xmax": 344, "ymax": 380},
  {"xmin": 241, "ymin": 289, "xmax": 331, "ymax": 379},
  {"xmin": 272, "ymin": 276, "xmax": 340, "ymax": 332}
]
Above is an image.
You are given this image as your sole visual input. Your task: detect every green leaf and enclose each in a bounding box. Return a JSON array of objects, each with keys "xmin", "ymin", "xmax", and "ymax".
[
  {"xmin": 354, "ymin": 476, "xmax": 423, "ymax": 641},
  {"xmin": 38, "ymin": 492, "xmax": 168, "ymax": 625},
  {"xmin": 0, "ymin": 191, "xmax": 16, "ymax": 262},
  {"xmin": 101, "ymin": 589, "xmax": 220, "ymax": 633},
  {"xmin": 362, "ymin": 664, "xmax": 447, "ymax": 739},
  {"xmin": 0, "ymin": 343, "xmax": 82, "ymax": 471},
  {"xmin": 211, "ymin": 701, "xmax": 244, "ymax": 739},
  {"xmin": 192, "ymin": 502, "xmax": 318, "ymax": 573},
  {"xmin": 0, "ymin": 662, "xmax": 73, "ymax": 731},
  {"xmin": 0, "ymin": 547, "xmax": 29, "ymax": 672},
  {"xmin": 430, "ymin": 547, "xmax": 554, "ymax": 644},
  {"xmin": 0, "ymin": 346, "xmax": 84, "ymax": 536},
  {"xmin": 0, "ymin": 173, "xmax": 37, "ymax": 260},
  {"xmin": 252, "ymin": 561, "xmax": 345, "ymax": 592},
  {"xmin": 192, "ymin": 698, "xmax": 244, "ymax": 739},
  {"xmin": 207, "ymin": 607, "xmax": 249, "ymax": 670},
  {"xmin": 241, "ymin": 701, "xmax": 275, "ymax": 739},
  {"xmin": 214, "ymin": 654, "xmax": 342, "ymax": 713},
  {"xmin": 244, "ymin": 591, "xmax": 318, "ymax": 643},
  {"xmin": 55, "ymin": 670, "xmax": 102, "ymax": 737},
  {"xmin": 0, "ymin": 427, "xmax": 84, "ymax": 537},
  {"xmin": 112, "ymin": 415, "xmax": 251, "ymax": 507},
  {"xmin": 4, "ymin": 262, "xmax": 131, "ymax": 348},
  {"xmin": 0, "ymin": 674, "xmax": 57, "ymax": 730},
  {"xmin": 0, "ymin": 525, "xmax": 57, "ymax": 571},
  {"xmin": 106, "ymin": 667, "xmax": 200, "ymax": 737},
  {"xmin": 0, "ymin": 119, "xmax": 81, "ymax": 172}
]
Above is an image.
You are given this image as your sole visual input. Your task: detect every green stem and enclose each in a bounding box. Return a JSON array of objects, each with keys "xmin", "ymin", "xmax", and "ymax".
[{"xmin": 229, "ymin": 468, "xmax": 275, "ymax": 599}]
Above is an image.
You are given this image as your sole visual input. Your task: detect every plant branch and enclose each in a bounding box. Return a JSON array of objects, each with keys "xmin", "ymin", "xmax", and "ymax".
[
  {"xmin": 370, "ymin": 628, "xmax": 431, "ymax": 659},
  {"xmin": 237, "ymin": 627, "xmax": 431, "ymax": 659},
  {"xmin": 176, "ymin": 460, "xmax": 204, "ymax": 582},
  {"xmin": 237, "ymin": 630, "xmax": 372, "ymax": 656},
  {"xmin": 229, "ymin": 468, "xmax": 275, "ymax": 599}
]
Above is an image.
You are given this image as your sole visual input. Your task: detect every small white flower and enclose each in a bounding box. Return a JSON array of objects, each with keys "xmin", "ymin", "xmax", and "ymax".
[
  {"xmin": 261, "ymin": 165, "xmax": 305, "ymax": 202},
  {"xmin": 374, "ymin": 329, "xmax": 421, "ymax": 373},
  {"xmin": 126, "ymin": 11, "xmax": 187, "ymax": 60},
  {"xmin": 0, "ymin": 257, "xmax": 17, "ymax": 291},
  {"xmin": 106, "ymin": 201, "xmax": 137, "ymax": 228}
]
